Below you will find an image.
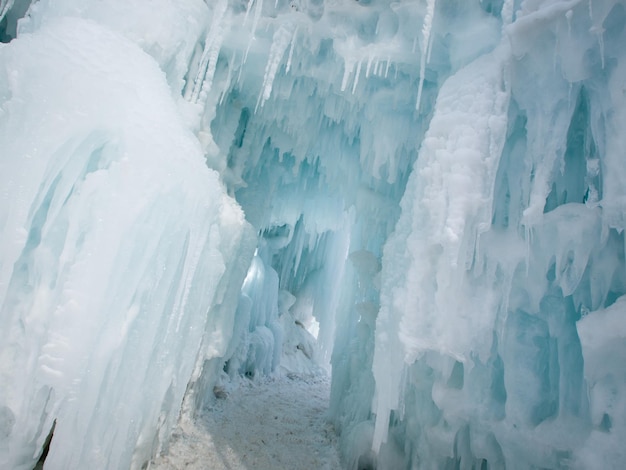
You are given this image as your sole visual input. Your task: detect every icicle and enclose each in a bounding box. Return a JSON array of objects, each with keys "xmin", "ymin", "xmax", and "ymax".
[
  {"xmin": 587, "ymin": 0, "xmax": 605, "ymax": 68},
  {"xmin": 501, "ymin": 0, "xmax": 514, "ymax": 27},
  {"xmin": 524, "ymin": 225, "xmax": 532, "ymax": 276},
  {"xmin": 259, "ymin": 23, "xmax": 295, "ymax": 108},
  {"xmin": 252, "ymin": 0, "xmax": 264, "ymax": 41},
  {"xmin": 244, "ymin": 0, "xmax": 264, "ymax": 64},
  {"xmin": 374, "ymin": 60, "xmax": 381, "ymax": 76},
  {"xmin": 365, "ymin": 55, "xmax": 374, "ymax": 78},
  {"xmin": 385, "ymin": 56, "xmax": 391, "ymax": 78},
  {"xmin": 416, "ymin": 0, "xmax": 436, "ymax": 111},
  {"xmin": 219, "ymin": 51, "xmax": 237, "ymax": 106},
  {"xmin": 415, "ymin": 66, "xmax": 426, "ymax": 112},
  {"xmin": 426, "ymin": 28, "xmax": 434, "ymax": 63},
  {"xmin": 592, "ymin": 26, "xmax": 606, "ymax": 69},
  {"xmin": 237, "ymin": 52, "xmax": 246, "ymax": 85},
  {"xmin": 352, "ymin": 59, "xmax": 362, "ymax": 94},
  {"xmin": 243, "ymin": 0, "xmax": 255, "ymax": 26},
  {"xmin": 285, "ymin": 26, "xmax": 298, "ymax": 74},
  {"xmin": 341, "ymin": 59, "xmax": 355, "ymax": 92},
  {"xmin": 189, "ymin": 0, "xmax": 228, "ymax": 103},
  {"xmin": 566, "ymin": 9, "xmax": 573, "ymax": 35},
  {"xmin": 553, "ymin": 20, "xmax": 559, "ymax": 72}
]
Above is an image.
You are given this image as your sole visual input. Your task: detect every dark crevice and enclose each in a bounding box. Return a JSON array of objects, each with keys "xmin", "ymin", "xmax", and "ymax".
[
  {"xmin": 0, "ymin": 0, "xmax": 33, "ymax": 43},
  {"xmin": 33, "ymin": 420, "xmax": 56, "ymax": 470},
  {"xmin": 544, "ymin": 86, "xmax": 599, "ymax": 214}
]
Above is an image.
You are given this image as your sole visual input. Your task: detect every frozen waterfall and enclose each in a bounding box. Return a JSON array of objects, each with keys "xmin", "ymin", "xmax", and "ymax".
[{"xmin": 1, "ymin": 0, "xmax": 625, "ymax": 469}]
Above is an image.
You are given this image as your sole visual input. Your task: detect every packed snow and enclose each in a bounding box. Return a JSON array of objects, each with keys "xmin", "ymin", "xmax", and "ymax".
[{"xmin": 150, "ymin": 373, "xmax": 341, "ymax": 470}]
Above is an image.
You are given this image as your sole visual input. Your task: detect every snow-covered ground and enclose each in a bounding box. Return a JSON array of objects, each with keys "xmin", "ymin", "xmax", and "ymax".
[{"xmin": 150, "ymin": 373, "xmax": 342, "ymax": 470}]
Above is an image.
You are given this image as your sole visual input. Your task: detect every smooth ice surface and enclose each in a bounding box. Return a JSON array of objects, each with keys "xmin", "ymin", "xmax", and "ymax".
[{"xmin": 1, "ymin": 0, "xmax": 626, "ymax": 469}]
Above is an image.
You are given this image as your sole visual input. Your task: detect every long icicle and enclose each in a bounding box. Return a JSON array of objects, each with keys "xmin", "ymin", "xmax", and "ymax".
[
  {"xmin": 416, "ymin": 0, "xmax": 436, "ymax": 111},
  {"xmin": 189, "ymin": 0, "xmax": 229, "ymax": 103}
]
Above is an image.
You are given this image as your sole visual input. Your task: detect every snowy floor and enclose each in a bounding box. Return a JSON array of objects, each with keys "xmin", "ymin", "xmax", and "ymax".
[{"xmin": 150, "ymin": 373, "xmax": 342, "ymax": 470}]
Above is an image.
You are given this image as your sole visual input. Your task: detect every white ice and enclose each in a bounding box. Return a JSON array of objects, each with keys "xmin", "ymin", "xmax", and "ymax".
[{"xmin": 1, "ymin": 0, "xmax": 625, "ymax": 469}]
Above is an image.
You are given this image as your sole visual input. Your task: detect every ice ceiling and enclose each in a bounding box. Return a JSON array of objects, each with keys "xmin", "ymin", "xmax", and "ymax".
[{"xmin": 1, "ymin": 0, "xmax": 625, "ymax": 469}]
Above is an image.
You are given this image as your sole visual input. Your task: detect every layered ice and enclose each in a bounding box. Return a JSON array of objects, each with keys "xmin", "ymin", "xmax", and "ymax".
[
  {"xmin": 372, "ymin": 1, "xmax": 626, "ymax": 469},
  {"xmin": 1, "ymin": 0, "xmax": 625, "ymax": 469},
  {"xmin": 0, "ymin": 8, "xmax": 253, "ymax": 470}
]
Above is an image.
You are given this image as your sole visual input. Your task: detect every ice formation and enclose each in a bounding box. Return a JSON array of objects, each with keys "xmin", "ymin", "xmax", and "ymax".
[
  {"xmin": 0, "ymin": 4, "xmax": 256, "ymax": 469},
  {"xmin": 1, "ymin": 0, "xmax": 625, "ymax": 469}
]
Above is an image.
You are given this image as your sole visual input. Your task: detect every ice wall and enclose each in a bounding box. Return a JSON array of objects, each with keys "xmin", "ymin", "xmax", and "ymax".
[
  {"xmin": 0, "ymin": 2, "xmax": 255, "ymax": 469},
  {"xmin": 190, "ymin": 0, "xmax": 626, "ymax": 467},
  {"xmin": 1, "ymin": 0, "xmax": 625, "ymax": 469},
  {"xmin": 373, "ymin": 1, "xmax": 626, "ymax": 469}
]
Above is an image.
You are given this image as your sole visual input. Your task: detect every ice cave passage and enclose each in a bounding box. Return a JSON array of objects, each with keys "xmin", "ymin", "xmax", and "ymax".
[{"xmin": 1, "ymin": 0, "xmax": 626, "ymax": 469}]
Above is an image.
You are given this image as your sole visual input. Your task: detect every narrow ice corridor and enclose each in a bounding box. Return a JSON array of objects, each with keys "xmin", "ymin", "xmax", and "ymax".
[{"xmin": 1, "ymin": 1, "xmax": 626, "ymax": 469}]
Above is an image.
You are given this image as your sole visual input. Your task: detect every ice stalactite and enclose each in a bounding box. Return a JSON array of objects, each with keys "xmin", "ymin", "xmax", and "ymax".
[
  {"xmin": 258, "ymin": 22, "xmax": 296, "ymax": 109},
  {"xmin": 188, "ymin": 0, "xmax": 229, "ymax": 103},
  {"xmin": 416, "ymin": 0, "xmax": 436, "ymax": 111},
  {"xmin": 2, "ymin": 1, "xmax": 626, "ymax": 469}
]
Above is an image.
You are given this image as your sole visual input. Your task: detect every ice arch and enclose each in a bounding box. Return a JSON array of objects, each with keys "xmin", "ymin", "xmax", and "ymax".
[{"xmin": 0, "ymin": 0, "xmax": 625, "ymax": 469}]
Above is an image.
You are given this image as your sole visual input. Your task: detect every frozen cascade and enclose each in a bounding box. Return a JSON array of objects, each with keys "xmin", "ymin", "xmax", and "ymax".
[
  {"xmin": 372, "ymin": 41, "xmax": 511, "ymax": 452},
  {"xmin": 0, "ymin": 12, "xmax": 255, "ymax": 470},
  {"xmin": 372, "ymin": 2, "xmax": 626, "ymax": 469},
  {"xmin": 0, "ymin": 1, "xmax": 625, "ymax": 470}
]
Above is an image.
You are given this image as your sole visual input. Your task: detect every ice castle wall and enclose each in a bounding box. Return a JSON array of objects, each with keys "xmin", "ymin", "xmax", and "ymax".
[
  {"xmin": 1, "ymin": 0, "xmax": 625, "ymax": 469},
  {"xmin": 0, "ymin": 3, "xmax": 255, "ymax": 469},
  {"xmin": 373, "ymin": 1, "xmax": 626, "ymax": 469}
]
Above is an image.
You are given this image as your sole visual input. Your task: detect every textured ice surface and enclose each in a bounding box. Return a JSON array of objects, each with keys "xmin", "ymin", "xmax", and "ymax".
[
  {"xmin": 372, "ymin": 1, "xmax": 626, "ymax": 469},
  {"xmin": 0, "ymin": 11, "xmax": 253, "ymax": 470},
  {"xmin": 1, "ymin": 0, "xmax": 625, "ymax": 469}
]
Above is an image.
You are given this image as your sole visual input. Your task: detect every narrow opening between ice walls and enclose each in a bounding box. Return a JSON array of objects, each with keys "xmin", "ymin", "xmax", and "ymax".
[{"xmin": 1, "ymin": 1, "xmax": 626, "ymax": 470}]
